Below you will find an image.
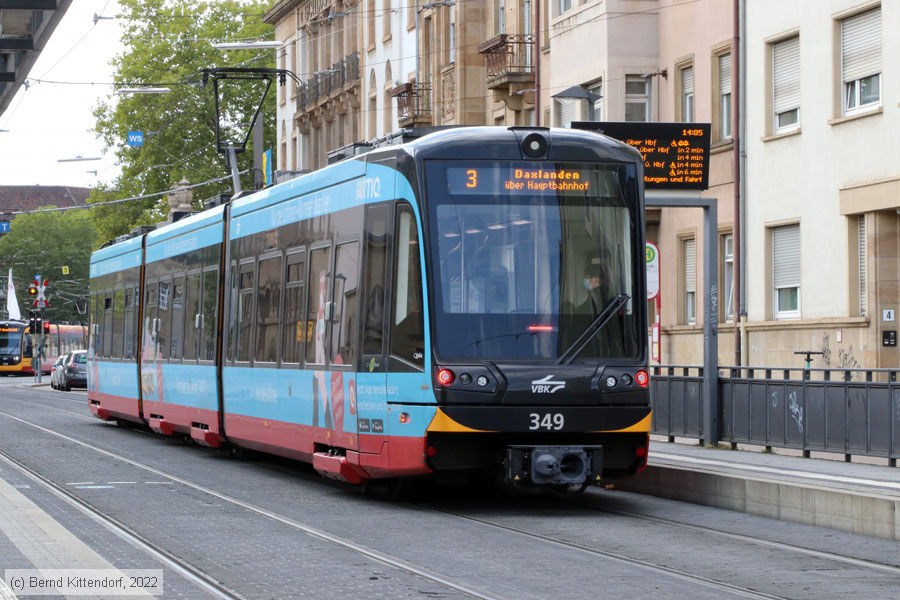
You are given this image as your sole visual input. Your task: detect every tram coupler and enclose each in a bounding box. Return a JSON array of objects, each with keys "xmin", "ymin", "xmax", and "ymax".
[{"xmin": 505, "ymin": 445, "xmax": 603, "ymax": 486}]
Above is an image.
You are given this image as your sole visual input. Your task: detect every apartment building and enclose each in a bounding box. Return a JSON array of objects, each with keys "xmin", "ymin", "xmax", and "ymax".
[
  {"xmin": 264, "ymin": 0, "xmax": 897, "ymax": 369},
  {"xmin": 745, "ymin": 1, "xmax": 898, "ymax": 369}
]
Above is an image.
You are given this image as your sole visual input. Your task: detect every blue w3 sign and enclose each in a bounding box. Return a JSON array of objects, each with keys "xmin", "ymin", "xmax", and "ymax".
[{"xmin": 127, "ymin": 131, "xmax": 144, "ymax": 147}]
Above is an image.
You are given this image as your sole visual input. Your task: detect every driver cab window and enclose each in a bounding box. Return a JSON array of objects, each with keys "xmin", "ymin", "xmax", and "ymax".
[{"xmin": 389, "ymin": 206, "xmax": 424, "ymax": 370}]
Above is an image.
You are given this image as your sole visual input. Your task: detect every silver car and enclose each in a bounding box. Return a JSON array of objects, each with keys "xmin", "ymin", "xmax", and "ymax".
[{"xmin": 50, "ymin": 355, "xmax": 66, "ymax": 390}]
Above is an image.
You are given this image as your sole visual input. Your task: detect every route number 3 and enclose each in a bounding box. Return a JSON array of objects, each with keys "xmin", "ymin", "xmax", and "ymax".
[{"xmin": 529, "ymin": 413, "xmax": 564, "ymax": 430}]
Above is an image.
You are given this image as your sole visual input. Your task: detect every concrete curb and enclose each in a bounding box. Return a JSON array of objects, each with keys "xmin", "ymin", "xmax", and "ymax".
[{"xmin": 616, "ymin": 463, "xmax": 900, "ymax": 541}]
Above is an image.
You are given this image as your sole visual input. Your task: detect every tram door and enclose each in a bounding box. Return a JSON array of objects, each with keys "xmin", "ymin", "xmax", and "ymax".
[{"xmin": 358, "ymin": 203, "xmax": 391, "ymax": 454}]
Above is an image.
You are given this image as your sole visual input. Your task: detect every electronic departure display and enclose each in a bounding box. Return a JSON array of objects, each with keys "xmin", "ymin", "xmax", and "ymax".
[
  {"xmin": 572, "ymin": 121, "xmax": 711, "ymax": 190},
  {"xmin": 446, "ymin": 163, "xmax": 602, "ymax": 196}
]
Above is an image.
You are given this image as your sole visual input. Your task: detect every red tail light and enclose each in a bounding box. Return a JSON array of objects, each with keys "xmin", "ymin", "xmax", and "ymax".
[
  {"xmin": 436, "ymin": 368, "xmax": 455, "ymax": 386},
  {"xmin": 635, "ymin": 369, "xmax": 650, "ymax": 388}
]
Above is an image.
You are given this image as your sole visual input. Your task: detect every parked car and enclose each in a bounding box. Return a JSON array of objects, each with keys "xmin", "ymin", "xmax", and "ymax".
[
  {"xmin": 49, "ymin": 355, "xmax": 66, "ymax": 389},
  {"xmin": 58, "ymin": 350, "xmax": 87, "ymax": 391}
]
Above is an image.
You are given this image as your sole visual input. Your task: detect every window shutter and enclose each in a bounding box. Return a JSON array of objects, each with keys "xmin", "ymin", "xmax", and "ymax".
[
  {"xmin": 719, "ymin": 53, "xmax": 731, "ymax": 94},
  {"xmin": 773, "ymin": 225, "xmax": 800, "ymax": 289},
  {"xmin": 773, "ymin": 37, "xmax": 800, "ymax": 113},
  {"xmin": 683, "ymin": 67, "xmax": 694, "ymax": 96},
  {"xmin": 842, "ymin": 8, "xmax": 881, "ymax": 82},
  {"xmin": 684, "ymin": 239, "xmax": 696, "ymax": 292}
]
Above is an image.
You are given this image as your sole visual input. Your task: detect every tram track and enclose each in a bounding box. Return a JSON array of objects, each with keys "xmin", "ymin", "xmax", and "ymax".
[
  {"xmin": 3, "ymin": 391, "xmax": 899, "ymax": 600},
  {"xmin": 0, "ymin": 409, "xmax": 508, "ymax": 600}
]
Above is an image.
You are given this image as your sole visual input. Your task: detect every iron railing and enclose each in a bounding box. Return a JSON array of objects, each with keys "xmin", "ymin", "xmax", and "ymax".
[
  {"xmin": 297, "ymin": 52, "xmax": 360, "ymax": 110},
  {"xmin": 650, "ymin": 365, "xmax": 900, "ymax": 465},
  {"xmin": 476, "ymin": 33, "xmax": 535, "ymax": 82}
]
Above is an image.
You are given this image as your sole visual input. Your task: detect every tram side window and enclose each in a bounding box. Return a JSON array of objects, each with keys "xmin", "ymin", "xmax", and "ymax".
[
  {"xmin": 236, "ymin": 264, "xmax": 255, "ymax": 362},
  {"xmin": 144, "ymin": 282, "xmax": 158, "ymax": 359},
  {"xmin": 282, "ymin": 251, "xmax": 306, "ymax": 364},
  {"xmin": 158, "ymin": 281, "xmax": 171, "ymax": 361},
  {"xmin": 389, "ymin": 207, "xmax": 425, "ymax": 370},
  {"xmin": 256, "ymin": 256, "xmax": 283, "ymax": 364},
  {"xmin": 305, "ymin": 246, "xmax": 331, "ymax": 365},
  {"xmin": 103, "ymin": 295, "xmax": 113, "ymax": 357},
  {"xmin": 112, "ymin": 289, "xmax": 124, "ymax": 358},
  {"xmin": 170, "ymin": 278, "xmax": 185, "ymax": 360},
  {"xmin": 124, "ymin": 289, "xmax": 135, "ymax": 359},
  {"xmin": 200, "ymin": 267, "xmax": 218, "ymax": 361},
  {"xmin": 90, "ymin": 292, "xmax": 103, "ymax": 357},
  {"xmin": 331, "ymin": 241, "xmax": 359, "ymax": 367},
  {"xmin": 363, "ymin": 204, "xmax": 389, "ymax": 358},
  {"xmin": 227, "ymin": 263, "xmax": 237, "ymax": 362},
  {"xmin": 184, "ymin": 273, "xmax": 200, "ymax": 361}
]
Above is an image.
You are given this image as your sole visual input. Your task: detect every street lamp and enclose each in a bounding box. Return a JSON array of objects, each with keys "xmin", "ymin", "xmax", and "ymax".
[
  {"xmin": 552, "ymin": 85, "xmax": 602, "ymax": 121},
  {"xmin": 213, "ymin": 41, "xmax": 283, "ymax": 51},
  {"xmin": 117, "ymin": 87, "xmax": 172, "ymax": 94},
  {"xmin": 57, "ymin": 155, "xmax": 101, "ymax": 162}
]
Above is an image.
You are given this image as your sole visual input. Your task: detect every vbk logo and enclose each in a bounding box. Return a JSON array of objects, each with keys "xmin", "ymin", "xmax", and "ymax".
[{"xmin": 531, "ymin": 375, "xmax": 565, "ymax": 394}]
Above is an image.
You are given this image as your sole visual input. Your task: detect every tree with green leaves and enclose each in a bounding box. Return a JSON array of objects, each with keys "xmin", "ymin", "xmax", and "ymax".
[
  {"xmin": 91, "ymin": 0, "xmax": 277, "ymax": 242},
  {"xmin": 0, "ymin": 209, "xmax": 97, "ymax": 324}
]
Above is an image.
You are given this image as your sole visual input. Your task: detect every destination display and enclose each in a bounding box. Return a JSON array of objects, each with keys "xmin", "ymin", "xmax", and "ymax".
[
  {"xmin": 446, "ymin": 163, "xmax": 598, "ymax": 196},
  {"xmin": 572, "ymin": 121, "xmax": 711, "ymax": 190}
]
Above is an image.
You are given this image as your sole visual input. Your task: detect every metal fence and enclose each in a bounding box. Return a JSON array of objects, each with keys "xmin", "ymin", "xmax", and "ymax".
[{"xmin": 650, "ymin": 365, "xmax": 900, "ymax": 466}]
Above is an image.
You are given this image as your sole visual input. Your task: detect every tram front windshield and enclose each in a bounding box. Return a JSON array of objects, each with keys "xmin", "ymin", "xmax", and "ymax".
[
  {"xmin": 426, "ymin": 160, "xmax": 642, "ymax": 362},
  {"xmin": 0, "ymin": 326, "xmax": 23, "ymax": 356}
]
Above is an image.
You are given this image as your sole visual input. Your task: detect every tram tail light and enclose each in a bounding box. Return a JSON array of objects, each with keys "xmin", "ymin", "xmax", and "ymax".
[
  {"xmin": 436, "ymin": 368, "xmax": 455, "ymax": 387},
  {"xmin": 635, "ymin": 370, "xmax": 650, "ymax": 388}
]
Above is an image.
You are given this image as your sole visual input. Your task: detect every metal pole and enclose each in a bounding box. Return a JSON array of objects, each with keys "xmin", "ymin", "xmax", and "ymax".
[
  {"xmin": 252, "ymin": 112, "xmax": 263, "ymax": 189},
  {"xmin": 646, "ymin": 196, "xmax": 719, "ymax": 445},
  {"xmin": 227, "ymin": 146, "xmax": 243, "ymax": 195},
  {"xmin": 703, "ymin": 200, "xmax": 718, "ymax": 445}
]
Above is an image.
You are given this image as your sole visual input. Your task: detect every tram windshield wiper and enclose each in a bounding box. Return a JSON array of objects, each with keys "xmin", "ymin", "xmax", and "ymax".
[{"xmin": 555, "ymin": 293, "xmax": 630, "ymax": 366}]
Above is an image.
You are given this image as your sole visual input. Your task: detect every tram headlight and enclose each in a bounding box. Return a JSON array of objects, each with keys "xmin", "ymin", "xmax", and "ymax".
[
  {"xmin": 521, "ymin": 132, "xmax": 549, "ymax": 158},
  {"xmin": 605, "ymin": 375, "xmax": 618, "ymax": 388}
]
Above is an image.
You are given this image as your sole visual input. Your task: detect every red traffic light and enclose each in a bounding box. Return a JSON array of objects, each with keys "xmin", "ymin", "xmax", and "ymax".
[{"xmin": 42, "ymin": 321, "xmax": 51, "ymax": 335}]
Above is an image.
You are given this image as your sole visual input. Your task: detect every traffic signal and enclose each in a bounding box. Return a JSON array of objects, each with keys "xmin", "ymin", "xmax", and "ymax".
[
  {"xmin": 35, "ymin": 315, "xmax": 42, "ymax": 334},
  {"xmin": 28, "ymin": 314, "xmax": 36, "ymax": 334},
  {"xmin": 42, "ymin": 320, "xmax": 51, "ymax": 335},
  {"xmin": 28, "ymin": 284, "xmax": 37, "ymax": 298}
]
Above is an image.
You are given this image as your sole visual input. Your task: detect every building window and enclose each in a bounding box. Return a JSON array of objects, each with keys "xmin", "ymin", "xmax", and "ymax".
[
  {"xmin": 722, "ymin": 233, "xmax": 734, "ymax": 322},
  {"xmin": 841, "ymin": 7, "xmax": 881, "ymax": 116},
  {"xmin": 680, "ymin": 65, "xmax": 694, "ymax": 122},
  {"xmin": 557, "ymin": 0, "xmax": 572, "ymax": 17},
  {"xmin": 773, "ymin": 36, "xmax": 800, "ymax": 132},
  {"xmin": 367, "ymin": 0, "xmax": 376, "ymax": 48},
  {"xmin": 625, "ymin": 75, "xmax": 650, "ymax": 122},
  {"xmin": 383, "ymin": 0, "xmax": 392, "ymax": 39},
  {"xmin": 556, "ymin": 98, "xmax": 576, "ymax": 127},
  {"xmin": 772, "ymin": 224, "xmax": 800, "ymax": 319},
  {"xmin": 718, "ymin": 53, "xmax": 732, "ymax": 139},
  {"xmin": 683, "ymin": 238, "xmax": 696, "ymax": 324},
  {"xmin": 588, "ymin": 81, "xmax": 603, "ymax": 121}
]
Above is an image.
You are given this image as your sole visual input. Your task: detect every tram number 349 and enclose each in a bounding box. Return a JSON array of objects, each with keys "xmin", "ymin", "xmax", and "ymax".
[{"xmin": 529, "ymin": 413, "xmax": 565, "ymax": 431}]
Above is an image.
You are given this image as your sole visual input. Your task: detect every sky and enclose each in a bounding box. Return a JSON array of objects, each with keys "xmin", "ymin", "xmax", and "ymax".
[{"xmin": 0, "ymin": 0, "xmax": 123, "ymax": 190}]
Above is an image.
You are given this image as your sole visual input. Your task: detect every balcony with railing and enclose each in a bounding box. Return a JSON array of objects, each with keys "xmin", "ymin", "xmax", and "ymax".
[
  {"xmin": 476, "ymin": 34, "xmax": 535, "ymax": 90},
  {"xmin": 297, "ymin": 51, "xmax": 361, "ymax": 111},
  {"xmin": 390, "ymin": 82, "xmax": 433, "ymax": 128}
]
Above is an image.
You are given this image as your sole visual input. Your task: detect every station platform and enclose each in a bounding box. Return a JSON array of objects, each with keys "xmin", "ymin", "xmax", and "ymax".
[{"xmin": 616, "ymin": 438, "xmax": 900, "ymax": 542}]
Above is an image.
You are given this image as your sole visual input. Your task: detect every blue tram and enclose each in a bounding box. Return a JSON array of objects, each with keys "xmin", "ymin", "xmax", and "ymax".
[{"xmin": 88, "ymin": 126, "xmax": 651, "ymax": 487}]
